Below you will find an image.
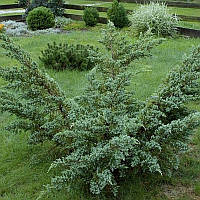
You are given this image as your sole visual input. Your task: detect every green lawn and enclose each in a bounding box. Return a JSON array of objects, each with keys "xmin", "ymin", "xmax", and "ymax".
[
  {"xmin": 0, "ymin": 28, "xmax": 200, "ymax": 200},
  {"xmin": 0, "ymin": 0, "xmax": 16, "ymax": 5},
  {"xmin": 179, "ymin": 21, "xmax": 200, "ymax": 29}
]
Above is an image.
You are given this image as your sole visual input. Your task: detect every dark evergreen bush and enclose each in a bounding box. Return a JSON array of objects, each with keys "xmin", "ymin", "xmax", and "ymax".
[
  {"xmin": 25, "ymin": 0, "xmax": 48, "ymax": 16},
  {"xmin": 39, "ymin": 42, "xmax": 98, "ymax": 71},
  {"xmin": 107, "ymin": 0, "xmax": 129, "ymax": 28},
  {"xmin": 26, "ymin": 6, "xmax": 55, "ymax": 31},
  {"xmin": 48, "ymin": 0, "xmax": 64, "ymax": 16},
  {"xmin": 25, "ymin": 0, "xmax": 64, "ymax": 17},
  {"xmin": 83, "ymin": 7, "xmax": 99, "ymax": 26},
  {"xmin": 18, "ymin": 0, "xmax": 30, "ymax": 8}
]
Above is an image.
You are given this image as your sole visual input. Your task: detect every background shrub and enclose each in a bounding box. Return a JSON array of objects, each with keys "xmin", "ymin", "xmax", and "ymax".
[
  {"xmin": 48, "ymin": 0, "xmax": 64, "ymax": 17},
  {"xmin": 107, "ymin": 0, "xmax": 129, "ymax": 28},
  {"xmin": 25, "ymin": 0, "xmax": 64, "ymax": 17},
  {"xmin": 18, "ymin": 0, "xmax": 30, "ymax": 8},
  {"xmin": 83, "ymin": 7, "xmax": 99, "ymax": 26},
  {"xmin": 129, "ymin": 2, "xmax": 179, "ymax": 37},
  {"xmin": 25, "ymin": 0, "xmax": 48, "ymax": 16},
  {"xmin": 39, "ymin": 42, "xmax": 98, "ymax": 71},
  {"xmin": 26, "ymin": 6, "xmax": 55, "ymax": 31}
]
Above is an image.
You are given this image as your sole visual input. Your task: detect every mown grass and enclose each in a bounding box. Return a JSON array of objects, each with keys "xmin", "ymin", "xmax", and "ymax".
[
  {"xmin": 0, "ymin": 0, "xmax": 16, "ymax": 5},
  {"xmin": 0, "ymin": 28, "xmax": 200, "ymax": 200}
]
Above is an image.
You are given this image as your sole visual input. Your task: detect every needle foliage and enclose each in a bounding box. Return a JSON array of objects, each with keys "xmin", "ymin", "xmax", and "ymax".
[{"xmin": 0, "ymin": 22, "xmax": 199, "ymax": 197}]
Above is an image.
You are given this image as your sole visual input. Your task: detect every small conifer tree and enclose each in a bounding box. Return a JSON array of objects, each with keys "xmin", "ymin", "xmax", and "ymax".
[{"xmin": 107, "ymin": 0, "xmax": 129, "ymax": 28}]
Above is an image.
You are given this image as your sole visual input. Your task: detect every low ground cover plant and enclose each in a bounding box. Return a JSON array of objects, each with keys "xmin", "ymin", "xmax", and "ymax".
[
  {"xmin": 0, "ymin": 22, "xmax": 199, "ymax": 198},
  {"xmin": 129, "ymin": 2, "xmax": 179, "ymax": 37},
  {"xmin": 26, "ymin": 6, "xmax": 55, "ymax": 31},
  {"xmin": 107, "ymin": 0, "xmax": 129, "ymax": 28},
  {"xmin": 40, "ymin": 42, "xmax": 98, "ymax": 71},
  {"xmin": 83, "ymin": 7, "xmax": 99, "ymax": 27},
  {"xmin": 2, "ymin": 20, "xmax": 60, "ymax": 36}
]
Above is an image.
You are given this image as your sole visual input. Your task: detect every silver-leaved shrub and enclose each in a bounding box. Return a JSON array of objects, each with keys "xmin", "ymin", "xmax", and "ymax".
[
  {"xmin": 129, "ymin": 2, "xmax": 179, "ymax": 37},
  {"xmin": 2, "ymin": 20, "xmax": 61, "ymax": 37},
  {"xmin": 0, "ymin": 22, "xmax": 199, "ymax": 197}
]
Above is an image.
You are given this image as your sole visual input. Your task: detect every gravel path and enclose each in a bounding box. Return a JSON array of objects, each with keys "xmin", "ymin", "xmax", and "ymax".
[
  {"xmin": 85, "ymin": 2, "xmax": 110, "ymax": 6},
  {"xmin": 0, "ymin": 9, "xmax": 25, "ymax": 14}
]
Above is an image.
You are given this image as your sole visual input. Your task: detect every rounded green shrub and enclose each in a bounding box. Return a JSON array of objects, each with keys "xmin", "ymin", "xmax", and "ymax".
[
  {"xmin": 129, "ymin": 2, "xmax": 179, "ymax": 37},
  {"xmin": 107, "ymin": 0, "xmax": 129, "ymax": 28},
  {"xmin": 83, "ymin": 7, "xmax": 99, "ymax": 26},
  {"xmin": 26, "ymin": 6, "xmax": 55, "ymax": 31},
  {"xmin": 39, "ymin": 42, "xmax": 98, "ymax": 71}
]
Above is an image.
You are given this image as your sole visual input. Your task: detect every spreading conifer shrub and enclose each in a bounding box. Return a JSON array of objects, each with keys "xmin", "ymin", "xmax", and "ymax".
[
  {"xmin": 129, "ymin": 2, "xmax": 179, "ymax": 36},
  {"xmin": 83, "ymin": 7, "xmax": 99, "ymax": 26},
  {"xmin": 46, "ymin": 24, "xmax": 199, "ymax": 195},
  {"xmin": 39, "ymin": 42, "xmax": 98, "ymax": 71},
  {"xmin": 107, "ymin": 0, "xmax": 129, "ymax": 28},
  {"xmin": 26, "ymin": 6, "xmax": 55, "ymax": 31},
  {"xmin": 0, "ymin": 23, "xmax": 200, "ymax": 198}
]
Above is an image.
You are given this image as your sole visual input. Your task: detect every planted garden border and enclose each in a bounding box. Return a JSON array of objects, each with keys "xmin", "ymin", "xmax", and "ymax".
[
  {"xmin": 1, "ymin": 3, "xmax": 200, "ymax": 22},
  {"xmin": 1, "ymin": 3, "xmax": 200, "ymax": 37}
]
